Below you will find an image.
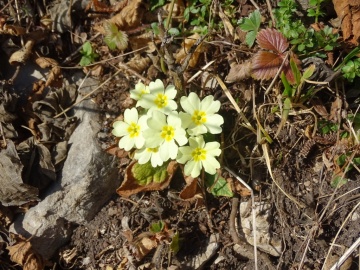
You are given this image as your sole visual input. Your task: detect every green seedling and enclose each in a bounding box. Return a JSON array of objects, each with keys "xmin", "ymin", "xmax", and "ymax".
[
  {"xmin": 238, "ymin": 9, "xmax": 261, "ymax": 47},
  {"xmin": 79, "ymin": 41, "xmax": 99, "ymax": 66},
  {"xmin": 274, "ymin": 0, "xmax": 339, "ymax": 56},
  {"xmin": 183, "ymin": 0, "xmax": 213, "ymax": 34},
  {"xmin": 307, "ymin": 0, "xmax": 326, "ymax": 23}
]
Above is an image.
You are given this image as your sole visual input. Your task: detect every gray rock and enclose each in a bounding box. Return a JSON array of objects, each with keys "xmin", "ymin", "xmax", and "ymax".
[{"xmin": 10, "ymin": 77, "xmax": 120, "ymax": 259}]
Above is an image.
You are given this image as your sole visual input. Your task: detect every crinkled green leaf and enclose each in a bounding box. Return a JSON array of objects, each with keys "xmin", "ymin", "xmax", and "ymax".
[
  {"xmin": 205, "ymin": 172, "xmax": 233, "ymax": 197},
  {"xmin": 133, "ymin": 161, "xmax": 168, "ymax": 186}
]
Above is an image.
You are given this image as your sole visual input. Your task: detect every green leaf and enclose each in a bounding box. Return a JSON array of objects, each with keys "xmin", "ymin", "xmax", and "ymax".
[
  {"xmin": 151, "ymin": 22, "xmax": 160, "ymax": 35},
  {"xmin": 150, "ymin": 0, "xmax": 166, "ymax": 11},
  {"xmin": 150, "ymin": 220, "xmax": 165, "ymax": 233},
  {"xmin": 245, "ymin": 31, "xmax": 256, "ymax": 47},
  {"xmin": 81, "ymin": 41, "xmax": 93, "ymax": 56},
  {"xmin": 80, "ymin": 55, "xmax": 92, "ymax": 67},
  {"xmin": 132, "ymin": 161, "xmax": 168, "ymax": 186},
  {"xmin": 205, "ymin": 172, "xmax": 233, "ymax": 197},
  {"xmin": 170, "ymin": 231, "xmax": 181, "ymax": 254},
  {"xmin": 331, "ymin": 175, "xmax": 348, "ymax": 188},
  {"xmin": 239, "ymin": 10, "xmax": 261, "ymax": 32},
  {"xmin": 302, "ymin": 65, "xmax": 315, "ymax": 80},
  {"xmin": 281, "ymin": 72, "xmax": 293, "ymax": 97},
  {"xmin": 168, "ymin": 27, "xmax": 180, "ymax": 36},
  {"xmin": 290, "ymin": 58, "xmax": 301, "ymax": 85}
]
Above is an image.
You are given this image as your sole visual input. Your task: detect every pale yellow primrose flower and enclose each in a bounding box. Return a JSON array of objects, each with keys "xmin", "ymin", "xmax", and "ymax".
[
  {"xmin": 177, "ymin": 136, "xmax": 221, "ymax": 178},
  {"xmin": 134, "ymin": 147, "xmax": 163, "ymax": 167},
  {"xmin": 112, "ymin": 107, "xmax": 148, "ymax": 151},
  {"xmin": 137, "ymin": 79, "xmax": 177, "ymax": 115},
  {"xmin": 143, "ymin": 110, "xmax": 187, "ymax": 162},
  {"xmin": 179, "ymin": 92, "xmax": 224, "ymax": 136},
  {"xmin": 130, "ymin": 81, "xmax": 150, "ymax": 103}
]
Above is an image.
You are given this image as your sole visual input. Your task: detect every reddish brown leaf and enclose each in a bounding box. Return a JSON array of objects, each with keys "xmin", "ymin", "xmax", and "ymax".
[
  {"xmin": 256, "ymin": 28, "xmax": 289, "ymax": 54},
  {"xmin": 251, "ymin": 51, "xmax": 284, "ymax": 80}
]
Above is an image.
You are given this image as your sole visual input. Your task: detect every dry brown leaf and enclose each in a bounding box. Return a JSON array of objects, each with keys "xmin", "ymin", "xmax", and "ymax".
[
  {"xmin": 1, "ymin": 24, "xmax": 26, "ymax": 35},
  {"xmin": 134, "ymin": 237, "xmax": 157, "ymax": 260},
  {"xmin": 9, "ymin": 40, "xmax": 35, "ymax": 65},
  {"xmin": 126, "ymin": 54, "xmax": 151, "ymax": 73},
  {"xmin": 225, "ymin": 61, "xmax": 252, "ymax": 83},
  {"xmin": 35, "ymin": 57, "xmax": 59, "ymax": 69},
  {"xmin": 109, "ymin": 0, "xmax": 144, "ymax": 31},
  {"xmin": 0, "ymin": 140, "xmax": 39, "ymax": 206},
  {"xmin": 35, "ymin": 57, "xmax": 62, "ymax": 87},
  {"xmin": 333, "ymin": 0, "xmax": 360, "ymax": 45},
  {"xmin": 175, "ymin": 33, "xmax": 205, "ymax": 68},
  {"xmin": 128, "ymin": 32, "xmax": 156, "ymax": 53},
  {"xmin": 7, "ymin": 238, "xmax": 44, "ymax": 270}
]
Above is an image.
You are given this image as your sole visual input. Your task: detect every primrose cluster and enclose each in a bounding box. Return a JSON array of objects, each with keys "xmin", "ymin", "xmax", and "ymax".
[{"xmin": 112, "ymin": 79, "xmax": 224, "ymax": 178}]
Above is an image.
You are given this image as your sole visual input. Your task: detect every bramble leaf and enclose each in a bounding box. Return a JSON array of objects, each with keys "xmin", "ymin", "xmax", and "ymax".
[
  {"xmin": 256, "ymin": 28, "xmax": 289, "ymax": 54},
  {"xmin": 251, "ymin": 51, "xmax": 284, "ymax": 80}
]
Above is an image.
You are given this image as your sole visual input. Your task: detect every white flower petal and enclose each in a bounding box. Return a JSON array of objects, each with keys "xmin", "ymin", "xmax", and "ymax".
[
  {"xmin": 149, "ymin": 79, "xmax": 164, "ymax": 94},
  {"xmin": 112, "ymin": 121, "xmax": 128, "ymax": 137},
  {"xmin": 135, "ymin": 148, "xmax": 151, "ymax": 164},
  {"xmin": 179, "ymin": 112, "xmax": 192, "ymax": 129},
  {"xmin": 134, "ymin": 136, "xmax": 145, "ymax": 149},
  {"xmin": 138, "ymin": 115, "xmax": 149, "ymax": 129},
  {"xmin": 137, "ymin": 94, "xmax": 155, "ymax": 109},
  {"xmin": 168, "ymin": 141, "xmax": 179, "ymax": 160},
  {"xmin": 202, "ymin": 156, "xmax": 220, "ymax": 175},
  {"xmin": 187, "ymin": 92, "xmax": 200, "ymax": 110},
  {"xmin": 184, "ymin": 160, "xmax": 202, "ymax": 178},
  {"xmin": 119, "ymin": 135, "xmax": 135, "ymax": 151},
  {"xmin": 147, "ymin": 111, "xmax": 165, "ymax": 130},
  {"xmin": 205, "ymin": 114, "xmax": 224, "ymax": 134},
  {"xmin": 124, "ymin": 108, "xmax": 138, "ymax": 124},
  {"xmin": 204, "ymin": 142, "xmax": 221, "ymax": 156},
  {"xmin": 177, "ymin": 146, "xmax": 192, "ymax": 163},
  {"xmin": 159, "ymin": 143, "xmax": 170, "ymax": 161},
  {"xmin": 180, "ymin": 95, "xmax": 195, "ymax": 114},
  {"xmin": 201, "ymin": 96, "xmax": 221, "ymax": 114},
  {"xmin": 151, "ymin": 152, "xmax": 164, "ymax": 167},
  {"xmin": 165, "ymin": 85, "xmax": 177, "ymax": 99},
  {"xmin": 187, "ymin": 125, "xmax": 207, "ymax": 136},
  {"xmin": 167, "ymin": 112, "xmax": 181, "ymax": 127},
  {"xmin": 167, "ymin": 100, "xmax": 178, "ymax": 111},
  {"xmin": 143, "ymin": 130, "xmax": 162, "ymax": 147},
  {"xmin": 174, "ymin": 129, "xmax": 188, "ymax": 146}
]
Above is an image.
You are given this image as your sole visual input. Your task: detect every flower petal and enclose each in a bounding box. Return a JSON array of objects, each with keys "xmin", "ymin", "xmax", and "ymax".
[
  {"xmin": 174, "ymin": 129, "xmax": 188, "ymax": 146},
  {"xmin": 137, "ymin": 94, "xmax": 155, "ymax": 109},
  {"xmin": 205, "ymin": 114, "xmax": 224, "ymax": 134},
  {"xmin": 204, "ymin": 142, "xmax": 221, "ymax": 156},
  {"xmin": 151, "ymin": 152, "xmax": 164, "ymax": 167},
  {"xmin": 149, "ymin": 79, "xmax": 164, "ymax": 94},
  {"xmin": 119, "ymin": 135, "xmax": 135, "ymax": 151},
  {"xmin": 187, "ymin": 92, "xmax": 200, "ymax": 110},
  {"xmin": 143, "ymin": 129, "xmax": 162, "ymax": 147},
  {"xmin": 184, "ymin": 160, "xmax": 202, "ymax": 178},
  {"xmin": 180, "ymin": 95, "xmax": 195, "ymax": 114},
  {"xmin": 124, "ymin": 108, "xmax": 138, "ymax": 124},
  {"xmin": 134, "ymin": 136, "xmax": 145, "ymax": 149},
  {"xmin": 187, "ymin": 124, "xmax": 207, "ymax": 136},
  {"xmin": 201, "ymin": 96, "xmax": 221, "ymax": 114},
  {"xmin": 202, "ymin": 156, "xmax": 220, "ymax": 175},
  {"xmin": 147, "ymin": 111, "xmax": 165, "ymax": 130},
  {"xmin": 135, "ymin": 148, "xmax": 151, "ymax": 164},
  {"xmin": 165, "ymin": 85, "xmax": 177, "ymax": 99},
  {"xmin": 179, "ymin": 112, "xmax": 192, "ymax": 129},
  {"xmin": 177, "ymin": 146, "xmax": 192, "ymax": 163},
  {"xmin": 112, "ymin": 121, "xmax": 128, "ymax": 137}
]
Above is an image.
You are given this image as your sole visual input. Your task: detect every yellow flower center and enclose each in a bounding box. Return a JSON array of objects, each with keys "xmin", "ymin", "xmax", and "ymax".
[
  {"xmin": 161, "ymin": 125, "xmax": 175, "ymax": 141},
  {"xmin": 154, "ymin": 93, "xmax": 168, "ymax": 108},
  {"xmin": 147, "ymin": 147, "xmax": 159, "ymax": 153},
  {"xmin": 191, "ymin": 147, "xmax": 207, "ymax": 161},
  {"xmin": 127, "ymin": 122, "xmax": 141, "ymax": 138},
  {"xmin": 192, "ymin": 110, "xmax": 207, "ymax": 125}
]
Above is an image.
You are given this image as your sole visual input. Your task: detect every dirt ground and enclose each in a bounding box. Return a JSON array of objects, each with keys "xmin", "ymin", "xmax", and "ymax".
[{"xmin": 1, "ymin": 0, "xmax": 360, "ymax": 269}]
